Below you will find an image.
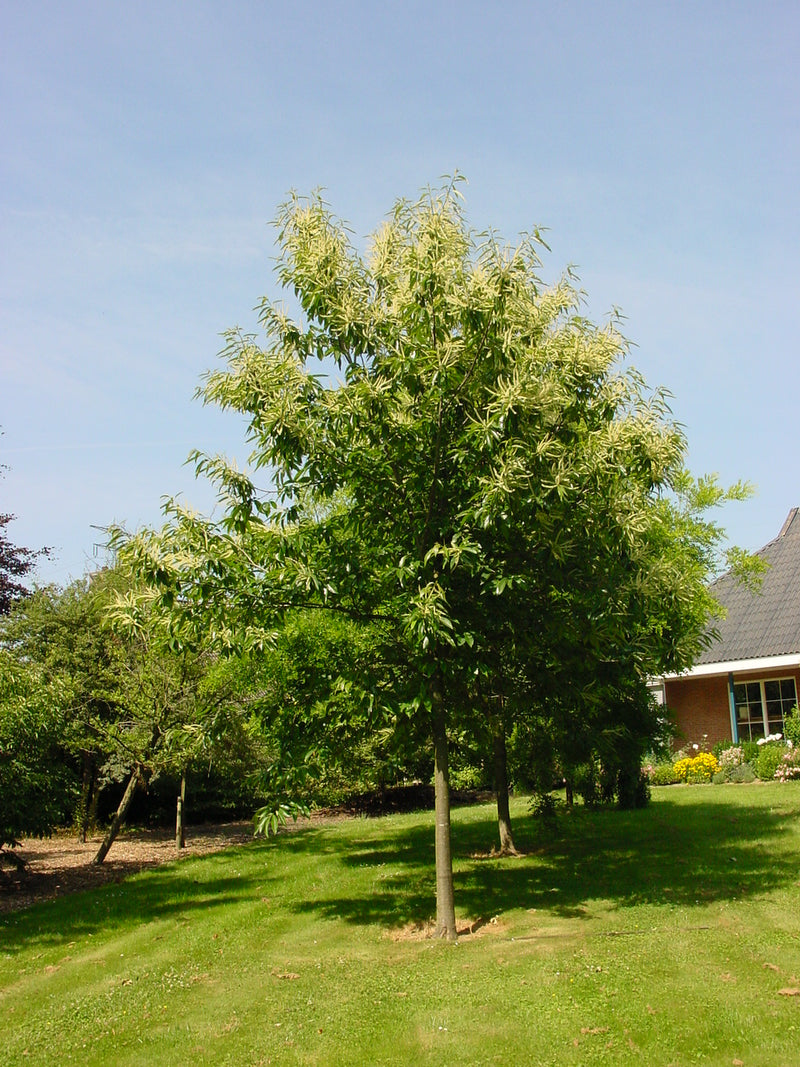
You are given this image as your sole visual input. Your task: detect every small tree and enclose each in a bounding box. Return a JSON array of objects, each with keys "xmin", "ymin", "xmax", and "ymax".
[
  {"xmin": 243, "ymin": 608, "xmax": 433, "ymax": 809},
  {"xmin": 115, "ymin": 180, "xmax": 750, "ymax": 937},
  {"xmin": 92, "ymin": 578, "xmax": 248, "ymax": 864},
  {"xmin": 0, "ymin": 568, "xmax": 260, "ymax": 862}
]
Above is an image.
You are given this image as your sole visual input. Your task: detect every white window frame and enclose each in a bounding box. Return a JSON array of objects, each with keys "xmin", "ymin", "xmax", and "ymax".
[{"xmin": 734, "ymin": 676, "xmax": 798, "ymax": 741}]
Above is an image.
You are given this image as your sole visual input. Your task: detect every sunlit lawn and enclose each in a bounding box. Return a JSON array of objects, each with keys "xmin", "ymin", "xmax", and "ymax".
[{"xmin": 3, "ymin": 783, "xmax": 800, "ymax": 1066}]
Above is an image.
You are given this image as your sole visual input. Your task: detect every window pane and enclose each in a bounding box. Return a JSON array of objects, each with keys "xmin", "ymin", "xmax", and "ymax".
[{"xmin": 764, "ymin": 681, "xmax": 780, "ymax": 701}]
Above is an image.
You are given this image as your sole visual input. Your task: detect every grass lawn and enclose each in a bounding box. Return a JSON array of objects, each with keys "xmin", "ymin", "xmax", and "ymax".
[{"xmin": 3, "ymin": 783, "xmax": 800, "ymax": 1066}]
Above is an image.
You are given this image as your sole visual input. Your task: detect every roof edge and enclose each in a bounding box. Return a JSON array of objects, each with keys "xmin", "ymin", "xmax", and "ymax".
[
  {"xmin": 661, "ymin": 651, "xmax": 800, "ymax": 681},
  {"xmin": 777, "ymin": 506, "xmax": 800, "ymax": 539}
]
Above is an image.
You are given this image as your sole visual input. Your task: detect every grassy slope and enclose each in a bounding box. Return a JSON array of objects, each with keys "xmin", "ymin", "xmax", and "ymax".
[{"xmin": 2, "ymin": 784, "xmax": 800, "ymax": 1066}]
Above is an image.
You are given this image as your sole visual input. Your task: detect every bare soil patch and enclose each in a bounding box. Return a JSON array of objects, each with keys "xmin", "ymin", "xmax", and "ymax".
[
  {"xmin": 387, "ymin": 916, "xmax": 506, "ymax": 941},
  {"xmin": 0, "ymin": 822, "xmax": 254, "ymax": 914}
]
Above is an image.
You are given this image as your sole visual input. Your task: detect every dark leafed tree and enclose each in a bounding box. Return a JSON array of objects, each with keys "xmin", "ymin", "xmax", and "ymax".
[
  {"xmin": 0, "ymin": 447, "xmax": 51, "ymax": 614},
  {"xmin": 114, "ymin": 179, "xmax": 750, "ymax": 938},
  {"xmin": 0, "ymin": 513, "xmax": 50, "ymax": 616}
]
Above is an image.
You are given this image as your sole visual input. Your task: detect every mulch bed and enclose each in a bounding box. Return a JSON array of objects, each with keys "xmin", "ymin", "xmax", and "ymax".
[{"xmin": 0, "ymin": 822, "xmax": 255, "ymax": 914}]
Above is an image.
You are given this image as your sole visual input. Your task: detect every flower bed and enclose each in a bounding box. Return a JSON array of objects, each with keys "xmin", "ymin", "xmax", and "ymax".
[
  {"xmin": 647, "ymin": 709, "xmax": 800, "ymax": 787},
  {"xmin": 673, "ymin": 752, "xmax": 719, "ymax": 783}
]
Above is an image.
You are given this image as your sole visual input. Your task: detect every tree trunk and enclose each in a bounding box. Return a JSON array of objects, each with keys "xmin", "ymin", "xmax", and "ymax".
[
  {"xmin": 88, "ymin": 773, "xmax": 101, "ymax": 832},
  {"xmin": 1, "ymin": 848, "xmax": 29, "ymax": 873},
  {"xmin": 93, "ymin": 766, "xmax": 140, "ymax": 865},
  {"xmin": 493, "ymin": 720, "xmax": 519, "ymax": 855},
  {"xmin": 77, "ymin": 752, "xmax": 98, "ymax": 843},
  {"xmin": 175, "ymin": 773, "xmax": 186, "ymax": 851},
  {"xmin": 431, "ymin": 672, "xmax": 457, "ymax": 941}
]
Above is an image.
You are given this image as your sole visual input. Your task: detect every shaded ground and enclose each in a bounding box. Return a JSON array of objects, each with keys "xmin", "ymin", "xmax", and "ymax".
[
  {"xmin": 0, "ymin": 785, "xmax": 491, "ymax": 915},
  {"xmin": 0, "ymin": 822, "xmax": 254, "ymax": 914},
  {"xmin": 320, "ymin": 783, "xmax": 492, "ymax": 817}
]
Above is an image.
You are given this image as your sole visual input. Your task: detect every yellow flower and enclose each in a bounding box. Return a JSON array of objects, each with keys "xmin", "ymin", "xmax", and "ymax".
[{"xmin": 673, "ymin": 753, "xmax": 719, "ymax": 782}]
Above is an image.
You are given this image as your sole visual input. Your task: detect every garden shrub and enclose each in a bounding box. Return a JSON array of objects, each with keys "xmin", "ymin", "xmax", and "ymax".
[
  {"xmin": 634, "ymin": 772, "xmax": 651, "ymax": 808},
  {"xmin": 673, "ymin": 752, "xmax": 719, "ymax": 783},
  {"xmin": 783, "ymin": 707, "xmax": 800, "ymax": 748},
  {"xmin": 774, "ymin": 747, "xmax": 800, "ymax": 781},
  {"xmin": 615, "ymin": 767, "xmax": 650, "ymax": 809},
  {"xmin": 686, "ymin": 767, "xmax": 709, "ymax": 784},
  {"xmin": 529, "ymin": 791, "xmax": 562, "ymax": 822},
  {"xmin": 756, "ymin": 742, "xmax": 786, "ymax": 781},
  {"xmin": 719, "ymin": 745, "xmax": 745, "ymax": 770},
  {"xmin": 598, "ymin": 763, "xmax": 621, "ymax": 806},
  {"xmin": 649, "ymin": 762, "xmax": 679, "ymax": 786},
  {"xmin": 713, "ymin": 746, "xmax": 754, "ymax": 784},
  {"xmin": 449, "ymin": 764, "xmax": 489, "ymax": 791},
  {"xmin": 572, "ymin": 762, "xmax": 601, "ymax": 808},
  {"xmin": 729, "ymin": 762, "xmax": 756, "ymax": 784},
  {"xmin": 742, "ymin": 740, "xmax": 760, "ymax": 763},
  {"xmin": 713, "ymin": 738, "xmax": 734, "ymax": 759}
]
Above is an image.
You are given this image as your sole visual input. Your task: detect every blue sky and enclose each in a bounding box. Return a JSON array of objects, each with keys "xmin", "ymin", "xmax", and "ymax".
[{"xmin": 2, "ymin": 1, "xmax": 798, "ymax": 585}]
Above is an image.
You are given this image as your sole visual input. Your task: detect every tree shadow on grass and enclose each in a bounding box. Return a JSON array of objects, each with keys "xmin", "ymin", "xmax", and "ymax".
[
  {"xmin": 288, "ymin": 790, "xmax": 800, "ymax": 931},
  {"xmin": 4, "ymin": 791, "xmax": 799, "ymax": 949},
  {"xmin": 0, "ymin": 827, "xmax": 367, "ymax": 952},
  {"xmin": 0, "ymin": 847, "xmax": 267, "ymax": 953}
]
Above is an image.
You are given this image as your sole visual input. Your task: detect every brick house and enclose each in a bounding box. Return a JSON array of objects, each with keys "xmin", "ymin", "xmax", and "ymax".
[{"xmin": 657, "ymin": 508, "xmax": 800, "ymax": 748}]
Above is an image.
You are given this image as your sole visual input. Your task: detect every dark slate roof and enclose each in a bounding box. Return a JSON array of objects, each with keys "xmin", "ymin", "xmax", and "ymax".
[{"xmin": 697, "ymin": 508, "xmax": 800, "ymax": 665}]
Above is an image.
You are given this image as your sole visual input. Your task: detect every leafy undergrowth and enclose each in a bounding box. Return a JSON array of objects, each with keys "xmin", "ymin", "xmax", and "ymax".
[{"xmin": 2, "ymin": 784, "xmax": 800, "ymax": 1066}]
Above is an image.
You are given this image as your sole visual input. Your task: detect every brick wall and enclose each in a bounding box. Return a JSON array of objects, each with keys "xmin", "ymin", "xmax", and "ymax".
[{"xmin": 664, "ymin": 675, "xmax": 731, "ymax": 749}]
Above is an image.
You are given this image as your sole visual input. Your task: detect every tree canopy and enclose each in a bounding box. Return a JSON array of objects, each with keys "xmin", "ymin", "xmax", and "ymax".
[{"xmin": 113, "ymin": 179, "xmax": 750, "ymax": 938}]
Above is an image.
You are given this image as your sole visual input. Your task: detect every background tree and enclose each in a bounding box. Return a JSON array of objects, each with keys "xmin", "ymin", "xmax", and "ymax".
[
  {"xmin": 0, "ymin": 653, "xmax": 78, "ymax": 861},
  {"xmin": 92, "ymin": 577, "xmax": 258, "ymax": 864},
  {"xmin": 0, "ymin": 568, "xmax": 267, "ymax": 861},
  {"xmin": 114, "ymin": 180, "xmax": 750, "ymax": 939},
  {"xmin": 480, "ymin": 474, "xmax": 754, "ymax": 845},
  {"xmin": 0, "ymin": 451, "xmax": 51, "ymax": 615},
  {"xmin": 246, "ymin": 608, "xmax": 434, "ymax": 819},
  {"xmin": 0, "ymin": 576, "xmax": 125, "ymax": 839}
]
